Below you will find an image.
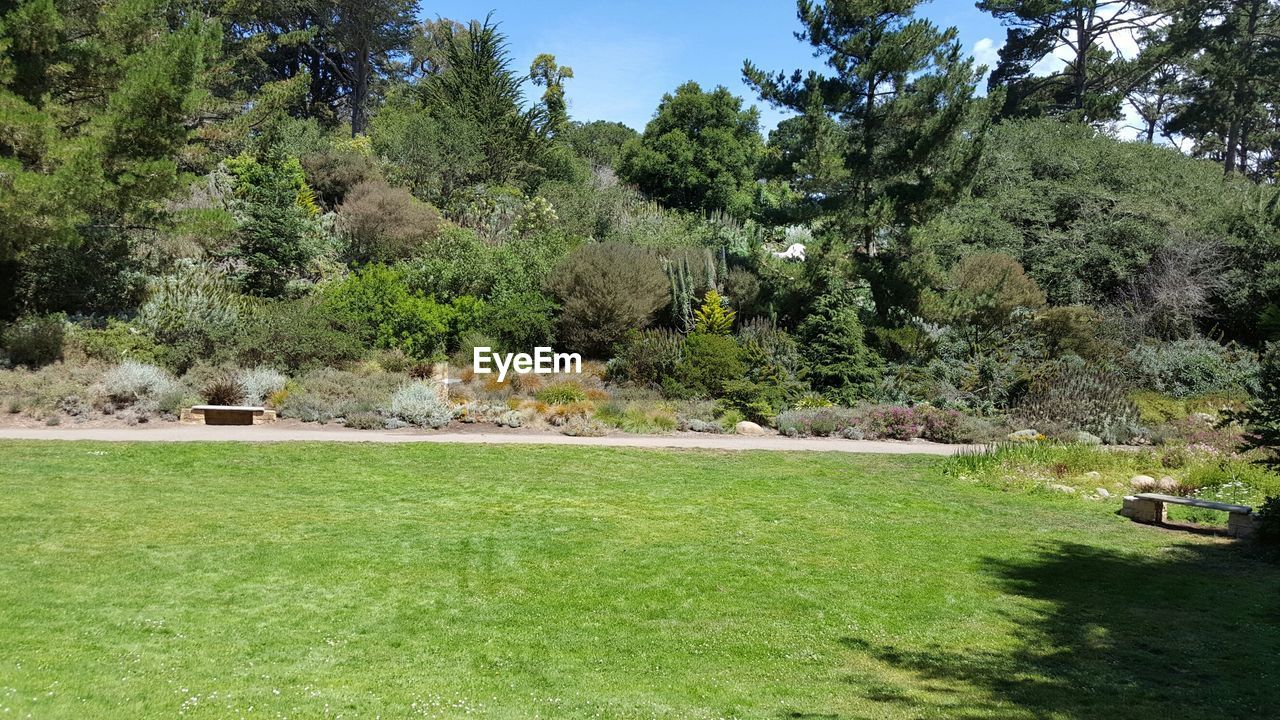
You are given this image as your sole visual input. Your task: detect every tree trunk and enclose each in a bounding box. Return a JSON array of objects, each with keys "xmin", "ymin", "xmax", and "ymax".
[
  {"xmin": 351, "ymin": 43, "xmax": 369, "ymax": 137},
  {"xmin": 1072, "ymin": 6, "xmax": 1090, "ymax": 113},
  {"xmin": 1223, "ymin": 117, "xmax": 1241, "ymax": 175}
]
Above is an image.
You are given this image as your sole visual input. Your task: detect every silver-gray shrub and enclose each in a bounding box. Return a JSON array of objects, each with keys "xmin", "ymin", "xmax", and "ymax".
[
  {"xmin": 136, "ymin": 262, "xmax": 245, "ymax": 347},
  {"xmin": 101, "ymin": 361, "xmax": 179, "ymax": 404},
  {"xmin": 390, "ymin": 381, "xmax": 453, "ymax": 428},
  {"xmin": 1124, "ymin": 337, "xmax": 1260, "ymax": 398},
  {"xmin": 238, "ymin": 367, "xmax": 288, "ymax": 405},
  {"xmin": 776, "ymin": 407, "xmax": 861, "ymax": 438}
]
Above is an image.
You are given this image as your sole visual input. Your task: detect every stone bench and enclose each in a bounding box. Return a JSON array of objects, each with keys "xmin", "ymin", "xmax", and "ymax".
[
  {"xmin": 181, "ymin": 405, "xmax": 277, "ymax": 426},
  {"xmin": 1121, "ymin": 492, "xmax": 1258, "ymax": 538}
]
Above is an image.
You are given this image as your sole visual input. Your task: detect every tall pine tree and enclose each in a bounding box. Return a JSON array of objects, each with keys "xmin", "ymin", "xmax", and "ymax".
[
  {"xmin": 1158, "ymin": 0, "xmax": 1280, "ymax": 176},
  {"xmin": 744, "ymin": 0, "xmax": 987, "ymax": 316},
  {"xmin": 978, "ymin": 0, "xmax": 1160, "ymax": 122}
]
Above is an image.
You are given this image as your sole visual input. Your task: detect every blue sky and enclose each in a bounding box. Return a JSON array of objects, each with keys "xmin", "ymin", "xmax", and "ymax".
[{"xmin": 423, "ymin": 1, "xmax": 1007, "ymax": 133}]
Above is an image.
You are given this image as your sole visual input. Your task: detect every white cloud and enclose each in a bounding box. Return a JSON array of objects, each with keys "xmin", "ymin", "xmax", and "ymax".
[{"xmin": 973, "ymin": 37, "xmax": 1002, "ymax": 76}]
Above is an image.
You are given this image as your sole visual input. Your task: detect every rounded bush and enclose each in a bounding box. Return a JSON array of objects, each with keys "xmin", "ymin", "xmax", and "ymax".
[
  {"xmin": 239, "ymin": 367, "xmax": 289, "ymax": 405},
  {"xmin": 390, "ymin": 381, "xmax": 453, "ymax": 428},
  {"xmin": 101, "ymin": 361, "xmax": 179, "ymax": 405}
]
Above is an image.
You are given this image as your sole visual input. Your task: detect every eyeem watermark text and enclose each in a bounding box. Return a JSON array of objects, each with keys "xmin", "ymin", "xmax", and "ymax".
[{"xmin": 473, "ymin": 347, "xmax": 582, "ymax": 382}]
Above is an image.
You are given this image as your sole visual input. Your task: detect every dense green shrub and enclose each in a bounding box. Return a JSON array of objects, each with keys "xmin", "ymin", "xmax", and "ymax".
[
  {"xmin": 547, "ymin": 242, "xmax": 669, "ymax": 358},
  {"xmin": 70, "ymin": 321, "xmax": 158, "ymax": 364},
  {"xmin": 224, "ymin": 139, "xmax": 321, "ymax": 296},
  {"xmin": 238, "ymin": 297, "xmax": 365, "ymax": 372},
  {"xmin": 673, "ymin": 332, "xmax": 745, "ymax": 398},
  {"xmin": 797, "ymin": 292, "xmax": 883, "ymax": 404},
  {"xmin": 478, "ymin": 292, "xmax": 559, "ymax": 351},
  {"xmin": 13, "ymin": 229, "xmax": 148, "ymax": 316},
  {"xmin": 608, "ymin": 329, "xmax": 685, "ymax": 387},
  {"xmin": 2, "ymin": 314, "xmax": 65, "ymax": 367},
  {"xmin": 1256, "ymin": 496, "xmax": 1280, "ymax": 545},
  {"xmin": 1033, "ymin": 305, "xmax": 1118, "ymax": 362},
  {"xmin": 323, "ymin": 265, "xmax": 456, "ymax": 360},
  {"xmin": 1015, "ymin": 366, "xmax": 1143, "ymax": 444},
  {"xmin": 934, "ymin": 252, "xmax": 1046, "ymax": 334},
  {"xmin": 402, "ymin": 226, "xmax": 495, "ymax": 301},
  {"xmin": 918, "ymin": 119, "xmax": 1262, "ymax": 313},
  {"xmin": 1124, "ymin": 337, "xmax": 1259, "ymax": 398},
  {"xmin": 494, "ymin": 233, "xmax": 579, "ymax": 298},
  {"xmin": 1239, "ymin": 343, "xmax": 1280, "ymax": 470},
  {"xmin": 718, "ymin": 378, "xmax": 787, "ymax": 425}
]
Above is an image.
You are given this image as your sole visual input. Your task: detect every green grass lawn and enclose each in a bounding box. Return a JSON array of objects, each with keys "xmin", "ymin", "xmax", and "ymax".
[{"xmin": 0, "ymin": 441, "xmax": 1277, "ymax": 719}]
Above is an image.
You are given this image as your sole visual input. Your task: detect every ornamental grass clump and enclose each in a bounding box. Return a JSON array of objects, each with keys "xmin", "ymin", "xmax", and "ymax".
[
  {"xmin": 535, "ymin": 382, "xmax": 589, "ymax": 405},
  {"xmin": 391, "ymin": 381, "xmax": 453, "ymax": 428},
  {"xmin": 1015, "ymin": 366, "xmax": 1143, "ymax": 444}
]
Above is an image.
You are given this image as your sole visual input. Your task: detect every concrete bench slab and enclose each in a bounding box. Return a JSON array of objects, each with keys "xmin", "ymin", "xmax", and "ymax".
[
  {"xmin": 181, "ymin": 406, "xmax": 277, "ymax": 426},
  {"xmin": 1121, "ymin": 492, "xmax": 1258, "ymax": 539}
]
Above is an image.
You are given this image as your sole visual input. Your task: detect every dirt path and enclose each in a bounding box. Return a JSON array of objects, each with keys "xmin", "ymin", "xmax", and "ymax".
[{"xmin": 0, "ymin": 424, "xmax": 976, "ymax": 456}]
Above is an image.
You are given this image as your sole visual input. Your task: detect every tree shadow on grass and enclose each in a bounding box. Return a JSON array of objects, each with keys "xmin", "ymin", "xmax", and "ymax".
[{"xmin": 833, "ymin": 542, "xmax": 1280, "ymax": 720}]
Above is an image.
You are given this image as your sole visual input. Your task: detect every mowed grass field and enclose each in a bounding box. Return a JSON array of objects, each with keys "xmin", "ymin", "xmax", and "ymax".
[{"xmin": 0, "ymin": 442, "xmax": 1277, "ymax": 719}]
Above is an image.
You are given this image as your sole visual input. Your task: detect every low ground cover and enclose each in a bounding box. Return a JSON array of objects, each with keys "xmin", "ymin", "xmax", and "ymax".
[
  {"xmin": 948, "ymin": 442, "xmax": 1280, "ymax": 527},
  {"xmin": 0, "ymin": 441, "xmax": 1276, "ymax": 718}
]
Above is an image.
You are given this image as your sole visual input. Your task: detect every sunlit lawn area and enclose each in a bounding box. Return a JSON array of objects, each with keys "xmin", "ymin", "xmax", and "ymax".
[{"xmin": 0, "ymin": 441, "xmax": 1277, "ymax": 719}]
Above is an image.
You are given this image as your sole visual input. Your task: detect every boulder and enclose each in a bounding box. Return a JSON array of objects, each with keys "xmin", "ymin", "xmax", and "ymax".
[
  {"xmin": 1190, "ymin": 412, "xmax": 1217, "ymax": 425},
  {"xmin": 1072, "ymin": 431, "xmax": 1102, "ymax": 446},
  {"xmin": 1157, "ymin": 476, "xmax": 1179, "ymax": 493},
  {"xmin": 1095, "ymin": 488, "xmax": 1112, "ymax": 499},
  {"xmin": 1049, "ymin": 483, "xmax": 1077, "ymax": 494},
  {"xmin": 1008, "ymin": 429, "xmax": 1040, "ymax": 442},
  {"xmin": 1085, "ymin": 471, "xmax": 1102, "ymax": 480},
  {"xmin": 1129, "ymin": 475, "xmax": 1158, "ymax": 492},
  {"xmin": 735, "ymin": 421, "xmax": 766, "ymax": 436}
]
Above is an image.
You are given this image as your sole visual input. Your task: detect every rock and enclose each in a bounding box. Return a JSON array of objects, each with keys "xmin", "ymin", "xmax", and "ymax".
[
  {"xmin": 1129, "ymin": 475, "xmax": 1158, "ymax": 492},
  {"xmin": 1049, "ymin": 483, "xmax": 1077, "ymax": 494},
  {"xmin": 1095, "ymin": 488, "xmax": 1111, "ymax": 499},
  {"xmin": 1190, "ymin": 412, "xmax": 1217, "ymax": 425},
  {"xmin": 1157, "ymin": 476, "xmax": 1179, "ymax": 493},
  {"xmin": 770, "ymin": 243, "xmax": 807, "ymax": 261},
  {"xmin": 1008, "ymin": 429, "xmax": 1040, "ymax": 442},
  {"xmin": 1085, "ymin": 471, "xmax": 1102, "ymax": 480},
  {"xmin": 735, "ymin": 421, "xmax": 766, "ymax": 436},
  {"xmin": 1072, "ymin": 431, "xmax": 1102, "ymax": 446}
]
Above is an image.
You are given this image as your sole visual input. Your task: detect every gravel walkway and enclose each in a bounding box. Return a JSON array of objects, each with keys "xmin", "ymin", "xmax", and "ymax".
[{"xmin": 0, "ymin": 425, "xmax": 977, "ymax": 455}]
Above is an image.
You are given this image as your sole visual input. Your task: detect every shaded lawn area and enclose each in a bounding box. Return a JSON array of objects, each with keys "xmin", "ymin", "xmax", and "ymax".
[{"xmin": 0, "ymin": 441, "xmax": 1277, "ymax": 719}]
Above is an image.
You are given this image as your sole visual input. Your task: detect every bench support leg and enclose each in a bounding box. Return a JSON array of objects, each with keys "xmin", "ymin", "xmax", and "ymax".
[
  {"xmin": 1121, "ymin": 496, "xmax": 1165, "ymax": 524},
  {"xmin": 1228, "ymin": 512, "xmax": 1259, "ymax": 539}
]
